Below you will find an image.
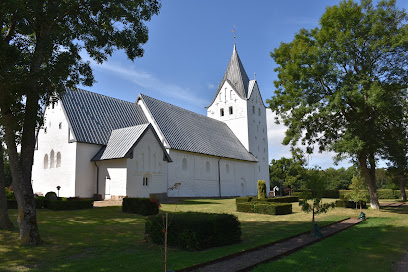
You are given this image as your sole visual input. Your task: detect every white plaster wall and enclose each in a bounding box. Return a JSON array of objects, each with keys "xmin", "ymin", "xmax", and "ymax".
[
  {"xmin": 75, "ymin": 142, "xmax": 102, "ymax": 197},
  {"xmin": 247, "ymin": 84, "xmax": 270, "ymax": 194},
  {"xmin": 32, "ymin": 100, "xmax": 77, "ymax": 197},
  {"xmin": 126, "ymin": 129, "xmax": 168, "ymax": 198},
  {"xmin": 96, "ymin": 159, "xmax": 127, "ymax": 199},
  {"xmin": 167, "ymin": 150, "xmax": 257, "ymax": 197},
  {"xmin": 207, "ymin": 81, "xmax": 249, "ymax": 149}
]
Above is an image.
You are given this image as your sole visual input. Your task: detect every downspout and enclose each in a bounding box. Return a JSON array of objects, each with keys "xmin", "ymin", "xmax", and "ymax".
[
  {"xmin": 218, "ymin": 157, "xmax": 222, "ymax": 198},
  {"xmin": 94, "ymin": 161, "xmax": 99, "ymax": 196}
]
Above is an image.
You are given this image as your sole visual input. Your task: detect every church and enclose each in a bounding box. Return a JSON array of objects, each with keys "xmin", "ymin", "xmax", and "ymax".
[{"xmin": 31, "ymin": 45, "xmax": 270, "ymax": 199}]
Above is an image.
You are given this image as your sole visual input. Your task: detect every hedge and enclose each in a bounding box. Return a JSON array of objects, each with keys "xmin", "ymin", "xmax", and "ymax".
[
  {"xmin": 323, "ymin": 190, "xmax": 340, "ymax": 198},
  {"xmin": 236, "ymin": 202, "xmax": 292, "ymax": 215},
  {"xmin": 46, "ymin": 198, "xmax": 94, "ymax": 210},
  {"xmin": 291, "ymin": 191, "xmax": 312, "ymax": 199},
  {"xmin": 266, "ymin": 196, "xmax": 299, "ymax": 203},
  {"xmin": 145, "ymin": 212, "xmax": 241, "ymax": 250},
  {"xmin": 122, "ymin": 197, "xmax": 160, "ymax": 216},
  {"xmin": 335, "ymin": 200, "xmax": 367, "ymax": 209},
  {"xmin": 7, "ymin": 197, "xmax": 47, "ymax": 209},
  {"xmin": 235, "ymin": 196, "xmax": 254, "ymax": 203},
  {"xmin": 339, "ymin": 189, "xmax": 407, "ymax": 200}
]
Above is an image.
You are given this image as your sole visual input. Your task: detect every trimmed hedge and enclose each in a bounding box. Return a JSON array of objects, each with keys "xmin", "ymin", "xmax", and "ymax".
[
  {"xmin": 7, "ymin": 197, "xmax": 47, "ymax": 209},
  {"xmin": 236, "ymin": 202, "xmax": 292, "ymax": 215},
  {"xmin": 46, "ymin": 198, "xmax": 94, "ymax": 210},
  {"xmin": 145, "ymin": 212, "xmax": 241, "ymax": 250},
  {"xmin": 339, "ymin": 189, "xmax": 407, "ymax": 200},
  {"xmin": 122, "ymin": 197, "xmax": 160, "ymax": 216},
  {"xmin": 291, "ymin": 191, "xmax": 312, "ymax": 199},
  {"xmin": 235, "ymin": 196, "xmax": 254, "ymax": 204},
  {"xmin": 323, "ymin": 190, "xmax": 340, "ymax": 198},
  {"xmin": 335, "ymin": 200, "xmax": 367, "ymax": 209},
  {"xmin": 266, "ymin": 196, "xmax": 299, "ymax": 203}
]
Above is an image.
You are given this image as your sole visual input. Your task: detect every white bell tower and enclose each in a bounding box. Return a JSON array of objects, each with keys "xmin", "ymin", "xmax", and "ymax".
[{"xmin": 206, "ymin": 45, "xmax": 269, "ymax": 188}]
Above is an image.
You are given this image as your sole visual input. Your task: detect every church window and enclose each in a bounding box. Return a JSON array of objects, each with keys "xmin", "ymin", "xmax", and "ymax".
[
  {"xmin": 59, "ymin": 122, "xmax": 62, "ymax": 129},
  {"xmin": 220, "ymin": 108, "xmax": 224, "ymax": 116},
  {"xmin": 258, "ymin": 108, "xmax": 261, "ymax": 116},
  {"xmin": 56, "ymin": 152, "xmax": 61, "ymax": 167},
  {"xmin": 182, "ymin": 158, "xmax": 187, "ymax": 171},
  {"xmin": 230, "ymin": 90, "xmax": 233, "ymax": 99},
  {"xmin": 44, "ymin": 154, "xmax": 49, "ymax": 169},
  {"xmin": 226, "ymin": 164, "xmax": 230, "ymax": 174},
  {"xmin": 206, "ymin": 161, "xmax": 210, "ymax": 173},
  {"xmin": 50, "ymin": 150, "xmax": 55, "ymax": 168},
  {"xmin": 229, "ymin": 106, "xmax": 233, "ymax": 115},
  {"xmin": 224, "ymin": 88, "xmax": 227, "ymax": 101},
  {"xmin": 153, "ymin": 154, "xmax": 156, "ymax": 169},
  {"xmin": 142, "ymin": 153, "xmax": 145, "ymax": 169},
  {"xmin": 44, "ymin": 127, "xmax": 47, "ymax": 134},
  {"xmin": 252, "ymin": 106, "xmax": 255, "ymax": 114},
  {"xmin": 148, "ymin": 146, "xmax": 151, "ymax": 169},
  {"xmin": 219, "ymin": 93, "xmax": 222, "ymax": 102},
  {"xmin": 143, "ymin": 174, "xmax": 150, "ymax": 187}
]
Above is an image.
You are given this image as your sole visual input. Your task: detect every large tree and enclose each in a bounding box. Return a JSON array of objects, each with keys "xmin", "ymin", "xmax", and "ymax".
[
  {"xmin": 0, "ymin": 0, "xmax": 161, "ymax": 245},
  {"xmin": 0, "ymin": 140, "xmax": 14, "ymax": 230},
  {"xmin": 268, "ymin": 0, "xmax": 408, "ymax": 209}
]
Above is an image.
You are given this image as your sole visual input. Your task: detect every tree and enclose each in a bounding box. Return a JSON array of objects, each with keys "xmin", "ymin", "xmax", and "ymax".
[
  {"xmin": 299, "ymin": 168, "xmax": 335, "ymax": 236},
  {"xmin": 346, "ymin": 175, "xmax": 369, "ymax": 212},
  {"xmin": 0, "ymin": 0, "xmax": 161, "ymax": 245},
  {"xmin": 269, "ymin": 147, "xmax": 306, "ymax": 190},
  {"xmin": 269, "ymin": 0, "xmax": 408, "ymax": 209},
  {"xmin": 0, "ymin": 140, "xmax": 14, "ymax": 230}
]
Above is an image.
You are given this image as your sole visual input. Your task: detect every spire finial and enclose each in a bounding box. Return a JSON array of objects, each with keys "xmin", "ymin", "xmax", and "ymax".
[
  {"xmin": 254, "ymin": 72, "xmax": 256, "ymax": 80},
  {"xmin": 232, "ymin": 25, "xmax": 236, "ymax": 44}
]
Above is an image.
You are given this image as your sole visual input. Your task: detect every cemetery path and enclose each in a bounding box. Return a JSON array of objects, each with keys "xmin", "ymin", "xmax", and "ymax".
[{"xmin": 177, "ymin": 217, "xmax": 362, "ymax": 272}]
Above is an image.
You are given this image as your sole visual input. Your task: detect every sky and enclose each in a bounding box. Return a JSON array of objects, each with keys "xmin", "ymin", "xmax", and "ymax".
[{"xmin": 80, "ymin": 0, "xmax": 408, "ymax": 169}]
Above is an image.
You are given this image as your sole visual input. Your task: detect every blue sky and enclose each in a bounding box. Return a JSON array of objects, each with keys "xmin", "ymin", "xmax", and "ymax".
[{"xmin": 81, "ymin": 0, "xmax": 408, "ymax": 169}]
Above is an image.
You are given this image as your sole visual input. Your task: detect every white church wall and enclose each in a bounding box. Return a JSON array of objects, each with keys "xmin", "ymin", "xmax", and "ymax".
[
  {"xmin": 75, "ymin": 142, "xmax": 102, "ymax": 197},
  {"xmin": 32, "ymin": 100, "xmax": 77, "ymax": 197},
  {"xmin": 247, "ymin": 84, "xmax": 270, "ymax": 194},
  {"xmin": 207, "ymin": 81, "xmax": 249, "ymax": 149},
  {"xmin": 126, "ymin": 129, "xmax": 168, "ymax": 198},
  {"xmin": 96, "ymin": 159, "xmax": 127, "ymax": 200},
  {"xmin": 167, "ymin": 150, "xmax": 257, "ymax": 197}
]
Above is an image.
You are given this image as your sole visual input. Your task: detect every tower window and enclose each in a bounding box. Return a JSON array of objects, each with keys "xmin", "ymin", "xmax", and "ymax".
[
  {"xmin": 143, "ymin": 174, "xmax": 150, "ymax": 187},
  {"xmin": 56, "ymin": 152, "xmax": 61, "ymax": 167},
  {"xmin": 230, "ymin": 90, "xmax": 233, "ymax": 99},
  {"xmin": 50, "ymin": 150, "xmax": 55, "ymax": 168},
  {"xmin": 229, "ymin": 106, "xmax": 233, "ymax": 115},
  {"xmin": 220, "ymin": 108, "xmax": 224, "ymax": 116},
  {"xmin": 59, "ymin": 122, "xmax": 62, "ymax": 129},
  {"xmin": 44, "ymin": 154, "xmax": 49, "ymax": 169},
  {"xmin": 258, "ymin": 108, "xmax": 261, "ymax": 116},
  {"xmin": 182, "ymin": 158, "xmax": 187, "ymax": 170},
  {"xmin": 252, "ymin": 106, "xmax": 255, "ymax": 114}
]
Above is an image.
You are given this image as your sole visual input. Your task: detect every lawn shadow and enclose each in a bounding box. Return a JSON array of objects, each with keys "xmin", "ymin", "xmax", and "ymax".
[
  {"xmin": 165, "ymin": 200, "xmax": 221, "ymax": 205},
  {"xmin": 381, "ymin": 205, "xmax": 408, "ymax": 215}
]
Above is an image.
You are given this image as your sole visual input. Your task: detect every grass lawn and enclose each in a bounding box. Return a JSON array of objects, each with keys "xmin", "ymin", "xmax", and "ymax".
[{"xmin": 0, "ymin": 198, "xmax": 407, "ymax": 271}]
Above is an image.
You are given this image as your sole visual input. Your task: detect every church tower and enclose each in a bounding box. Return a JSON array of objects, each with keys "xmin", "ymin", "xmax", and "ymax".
[{"xmin": 207, "ymin": 45, "xmax": 269, "ymax": 189}]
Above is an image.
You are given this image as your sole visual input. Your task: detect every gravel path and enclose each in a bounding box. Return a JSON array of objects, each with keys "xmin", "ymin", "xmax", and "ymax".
[{"xmin": 178, "ymin": 218, "xmax": 362, "ymax": 272}]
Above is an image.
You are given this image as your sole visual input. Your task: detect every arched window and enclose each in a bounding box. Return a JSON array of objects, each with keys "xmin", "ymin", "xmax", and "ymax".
[
  {"xmin": 252, "ymin": 105, "xmax": 255, "ymax": 114},
  {"xmin": 220, "ymin": 108, "xmax": 224, "ymax": 116},
  {"xmin": 229, "ymin": 106, "xmax": 233, "ymax": 115},
  {"xmin": 142, "ymin": 153, "xmax": 145, "ymax": 169},
  {"xmin": 56, "ymin": 152, "xmax": 61, "ymax": 167},
  {"xmin": 50, "ymin": 150, "xmax": 55, "ymax": 168},
  {"xmin": 206, "ymin": 161, "xmax": 210, "ymax": 173},
  {"xmin": 59, "ymin": 122, "xmax": 62, "ymax": 129},
  {"xmin": 226, "ymin": 164, "xmax": 230, "ymax": 174},
  {"xmin": 230, "ymin": 90, "xmax": 233, "ymax": 99},
  {"xmin": 258, "ymin": 108, "xmax": 261, "ymax": 116},
  {"xmin": 143, "ymin": 173, "xmax": 151, "ymax": 187},
  {"xmin": 182, "ymin": 158, "xmax": 187, "ymax": 171},
  {"xmin": 219, "ymin": 92, "xmax": 222, "ymax": 102},
  {"xmin": 153, "ymin": 154, "xmax": 156, "ymax": 169},
  {"xmin": 148, "ymin": 146, "xmax": 151, "ymax": 169},
  {"xmin": 44, "ymin": 154, "xmax": 49, "ymax": 169}
]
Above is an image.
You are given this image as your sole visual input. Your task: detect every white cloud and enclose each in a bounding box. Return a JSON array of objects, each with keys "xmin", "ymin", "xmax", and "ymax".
[{"xmin": 207, "ymin": 83, "xmax": 216, "ymax": 90}]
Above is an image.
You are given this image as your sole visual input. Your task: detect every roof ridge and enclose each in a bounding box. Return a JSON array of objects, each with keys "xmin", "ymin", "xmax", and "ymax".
[{"xmin": 66, "ymin": 87, "xmax": 136, "ymax": 105}]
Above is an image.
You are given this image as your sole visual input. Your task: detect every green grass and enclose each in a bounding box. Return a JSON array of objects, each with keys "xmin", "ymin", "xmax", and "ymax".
[{"xmin": 0, "ymin": 198, "xmax": 407, "ymax": 271}]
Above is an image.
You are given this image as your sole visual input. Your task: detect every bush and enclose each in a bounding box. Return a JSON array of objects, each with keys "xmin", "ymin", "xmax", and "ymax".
[
  {"xmin": 45, "ymin": 191, "xmax": 58, "ymax": 200},
  {"xmin": 335, "ymin": 200, "xmax": 367, "ymax": 209},
  {"xmin": 6, "ymin": 197, "xmax": 46, "ymax": 209},
  {"xmin": 122, "ymin": 197, "xmax": 160, "ymax": 216},
  {"xmin": 5, "ymin": 187, "xmax": 14, "ymax": 199},
  {"xmin": 235, "ymin": 196, "xmax": 253, "ymax": 204},
  {"xmin": 257, "ymin": 180, "xmax": 267, "ymax": 199},
  {"xmin": 236, "ymin": 202, "xmax": 292, "ymax": 215},
  {"xmin": 266, "ymin": 196, "xmax": 299, "ymax": 203},
  {"xmin": 46, "ymin": 198, "xmax": 94, "ymax": 210},
  {"xmin": 323, "ymin": 190, "xmax": 340, "ymax": 198},
  {"xmin": 145, "ymin": 212, "xmax": 241, "ymax": 250},
  {"xmin": 292, "ymin": 191, "xmax": 312, "ymax": 199},
  {"xmin": 377, "ymin": 189, "xmax": 396, "ymax": 199}
]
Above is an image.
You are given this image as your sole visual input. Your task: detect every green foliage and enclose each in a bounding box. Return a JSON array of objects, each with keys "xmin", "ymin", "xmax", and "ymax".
[
  {"xmin": 291, "ymin": 191, "xmax": 313, "ymax": 200},
  {"xmin": 335, "ymin": 200, "xmax": 367, "ymax": 209},
  {"xmin": 46, "ymin": 198, "xmax": 93, "ymax": 210},
  {"xmin": 269, "ymin": 148, "xmax": 306, "ymax": 189},
  {"xmin": 236, "ymin": 202, "xmax": 292, "ymax": 215},
  {"xmin": 145, "ymin": 212, "xmax": 241, "ymax": 251},
  {"xmin": 235, "ymin": 197, "xmax": 254, "ymax": 203},
  {"xmin": 122, "ymin": 197, "xmax": 160, "ymax": 216},
  {"xmin": 7, "ymin": 197, "xmax": 47, "ymax": 209},
  {"xmin": 5, "ymin": 187, "xmax": 14, "ymax": 199},
  {"xmin": 257, "ymin": 180, "xmax": 267, "ymax": 199},
  {"xmin": 345, "ymin": 175, "xmax": 368, "ymax": 206},
  {"xmin": 45, "ymin": 191, "xmax": 58, "ymax": 200},
  {"xmin": 266, "ymin": 196, "xmax": 299, "ymax": 203},
  {"xmin": 322, "ymin": 190, "xmax": 340, "ymax": 199}
]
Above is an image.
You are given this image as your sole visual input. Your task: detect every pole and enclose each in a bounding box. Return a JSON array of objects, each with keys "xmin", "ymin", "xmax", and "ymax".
[{"xmin": 164, "ymin": 212, "xmax": 168, "ymax": 272}]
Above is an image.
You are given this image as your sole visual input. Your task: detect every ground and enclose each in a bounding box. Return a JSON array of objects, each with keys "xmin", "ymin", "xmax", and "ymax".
[{"xmin": 1, "ymin": 198, "xmax": 407, "ymax": 271}]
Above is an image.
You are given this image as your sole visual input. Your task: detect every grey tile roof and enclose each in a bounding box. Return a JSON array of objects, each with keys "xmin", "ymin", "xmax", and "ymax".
[
  {"xmin": 91, "ymin": 124, "xmax": 172, "ymax": 162},
  {"xmin": 140, "ymin": 94, "xmax": 257, "ymax": 162},
  {"xmin": 61, "ymin": 88, "xmax": 148, "ymax": 145}
]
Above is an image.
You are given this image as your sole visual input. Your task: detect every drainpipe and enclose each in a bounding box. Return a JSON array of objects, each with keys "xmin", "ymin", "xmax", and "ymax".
[
  {"xmin": 218, "ymin": 157, "xmax": 222, "ymax": 198},
  {"xmin": 94, "ymin": 161, "xmax": 99, "ymax": 196}
]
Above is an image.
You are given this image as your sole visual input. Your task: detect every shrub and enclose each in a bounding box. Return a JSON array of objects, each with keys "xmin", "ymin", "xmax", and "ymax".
[
  {"xmin": 257, "ymin": 180, "xmax": 267, "ymax": 199},
  {"xmin": 45, "ymin": 191, "xmax": 58, "ymax": 200},
  {"xmin": 46, "ymin": 198, "xmax": 94, "ymax": 210},
  {"xmin": 145, "ymin": 212, "xmax": 241, "ymax": 250},
  {"xmin": 7, "ymin": 197, "xmax": 46, "ymax": 209},
  {"xmin": 291, "ymin": 191, "xmax": 312, "ymax": 199},
  {"xmin": 235, "ymin": 196, "xmax": 253, "ymax": 204},
  {"xmin": 122, "ymin": 197, "xmax": 159, "ymax": 216},
  {"xmin": 335, "ymin": 200, "xmax": 367, "ymax": 209},
  {"xmin": 323, "ymin": 190, "xmax": 340, "ymax": 198},
  {"xmin": 236, "ymin": 202, "xmax": 292, "ymax": 215},
  {"xmin": 5, "ymin": 187, "xmax": 15, "ymax": 199},
  {"xmin": 35, "ymin": 196, "xmax": 46, "ymax": 209},
  {"xmin": 377, "ymin": 189, "xmax": 396, "ymax": 199},
  {"xmin": 266, "ymin": 196, "xmax": 299, "ymax": 203}
]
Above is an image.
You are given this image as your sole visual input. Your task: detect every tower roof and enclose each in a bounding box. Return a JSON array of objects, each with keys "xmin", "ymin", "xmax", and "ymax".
[{"xmin": 217, "ymin": 44, "xmax": 250, "ymax": 99}]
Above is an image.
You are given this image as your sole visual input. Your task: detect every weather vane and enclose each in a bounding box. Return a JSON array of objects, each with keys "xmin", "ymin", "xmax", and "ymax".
[{"xmin": 232, "ymin": 25, "xmax": 236, "ymax": 44}]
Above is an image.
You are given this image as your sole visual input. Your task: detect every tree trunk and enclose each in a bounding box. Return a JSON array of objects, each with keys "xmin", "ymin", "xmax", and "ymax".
[
  {"xmin": 399, "ymin": 175, "xmax": 407, "ymax": 202},
  {"xmin": 0, "ymin": 88, "xmax": 41, "ymax": 245},
  {"xmin": 0, "ymin": 143, "xmax": 14, "ymax": 230},
  {"xmin": 311, "ymin": 207, "xmax": 315, "ymax": 234},
  {"xmin": 358, "ymin": 153, "xmax": 380, "ymax": 209}
]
